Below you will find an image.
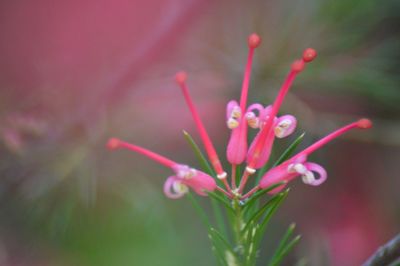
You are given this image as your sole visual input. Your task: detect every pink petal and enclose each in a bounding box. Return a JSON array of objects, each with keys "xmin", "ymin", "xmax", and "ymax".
[
  {"xmin": 304, "ymin": 162, "xmax": 327, "ymax": 186},
  {"xmin": 275, "ymin": 115, "xmax": 297, "ymax": 138},
  {"xmin": 259, "ymin": 156, "xmax": 307, "ymax": 193},
  {"xmin": 184, "ymin": 170, "xmax": 217, "ymax": 196},
  {"xmin": 226, "ymin": 119, "xmax": 248, "ymax": 164},
  {"xmin": 163, "ymin": 176, "xmax": 186, "ymax": 199},
  {"xmin": 246, "ymin": 103, "xmax": 264, "ymax": 115},
  {"xmin": 246, "ymin": 125, "xmax": 275, "ymax": 169},
  {"xmin": 259, "ymin": 105, "xmax": 272, "ymax": 123},
  {"xmin": 259, "ymin": 163, "xmax": 293, "ymax": 192}
]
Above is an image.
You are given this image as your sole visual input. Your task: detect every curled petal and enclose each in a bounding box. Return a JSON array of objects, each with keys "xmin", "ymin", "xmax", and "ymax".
[
  {"xmin": 245, "ymin": 103, "xmax": 264, "ymax": 128},
  {"xmin": 227, "ymin": 118, "xmax": 240, "ymax": 129},
  {"xmin": 245, "ymin": 112, "xmax": 259, "ymax": 128},
  {"xmin": 163, "ymin": 177, "xmax": 187, "ymax": 199},
  {"xmin": 226, "ymin": 100, "xmax": 241, "ymax": 129},
  {"xmin": 246, "ymin": 103, "xmax": 264, "ymax": 114},
  {"xmin": 303, "ymin": 162, "xmax": 327, "ymax": 186},
  {"xmin": 275, "ymin": 115, "xmax": 297, "ymax": 138}
]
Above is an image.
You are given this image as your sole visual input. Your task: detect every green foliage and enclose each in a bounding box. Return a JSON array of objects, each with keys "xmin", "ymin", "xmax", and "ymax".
[
  {"xmin": 184, "ymin": 133, "xmax": 307, "ymax": 265},
  {"xmin": 183, "ymin": 130, "xmax": 216, "ymax": 177}
]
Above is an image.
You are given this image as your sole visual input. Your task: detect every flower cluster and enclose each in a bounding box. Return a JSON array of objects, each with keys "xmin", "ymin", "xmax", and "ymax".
[{"xmin": 107, "ymin": 33, "xmax": 372, "ymax": 200}]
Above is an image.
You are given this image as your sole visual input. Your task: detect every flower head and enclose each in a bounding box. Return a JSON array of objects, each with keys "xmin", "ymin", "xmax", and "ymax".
[{"xmin": 107, "ymin": 33, "xmax": 371, "ymax": 201}]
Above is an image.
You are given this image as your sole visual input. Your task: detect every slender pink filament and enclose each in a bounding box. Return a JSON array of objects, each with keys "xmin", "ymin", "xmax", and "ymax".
[
  {"xmin": 241, "ymin": 185, "xmax": 260, "ymax": 200},
  {"xmin": 221, "ymin": 178, "xmax": 232, "ymax": 194},
  {"xmin": 238, "ymin": 171, "xmax": 251, "ymax": 193},
  {"xmin": 113, "ymin": 139, "xmax": 176, "ymax": 168},
  {"xmin": 177, "ymin": 79, "xmax": 225, "ymax": 175},
  {"xmin": 216, "ymin": 186, "xmax": 233, "ymax": 198},
  {"xmin": 231, "ymin": 164, "xmax": 237, "ymax": 189},
  {"xmin": 239, "ymin": 47, "xmax": 255, "ymax": 112},
  {"xmin": 295, "ymin": 121, "xmax": 360, "ymax": 158}
]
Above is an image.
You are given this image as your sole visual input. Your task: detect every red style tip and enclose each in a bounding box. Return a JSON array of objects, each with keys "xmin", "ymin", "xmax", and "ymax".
[
  {"xmin": 291, "ymin": 60, "xmax": 305, "ymax": 73},
  {"xmin": 175, "ymin": 71, "xmax": 187, "ymax": 85},
  {"xmin": 248, "ymin": 33, "xmax": 261, "ymax": 48},
  {"xmin": 107, "ymin": 138, "xmax": 121, "ymax": 150},
  {"xmin": 357, "ymin": 118, "xmax": 372, "ymax": 129},
  {"xmin": 302, "ymin": 48, "xmax": 317, "ymax": 63}
]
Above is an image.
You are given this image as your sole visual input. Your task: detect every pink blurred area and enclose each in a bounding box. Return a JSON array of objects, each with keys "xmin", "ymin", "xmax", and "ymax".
[
  {"xmin": 0, "ymin": 0, "xmax": 216, "ymax": 125},
  {"xmin": 0, "ymin": 0, "xmax": 224, "ymax": 147},
  {"xmin": 0, "ymin": 0, "xmax": 205, "ymax": 92}
]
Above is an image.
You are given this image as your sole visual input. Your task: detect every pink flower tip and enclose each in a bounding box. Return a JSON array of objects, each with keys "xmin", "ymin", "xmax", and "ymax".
[
  {"xmin": 302, "ymin": 48, "xmax": 317, "ymax": 62},
  {"xmin": 107, "ymin": 138, "xmax": 121, "ymax": 150},
  {"xmin": 175, "ymin": 71, "xmax": 187, "ymax": 85},
  {"xmin": 248, "ymin": 33, "xmax": 261, "ymax": 48},
  {"xmin": 291, "ymin": 59, "xmax": 305, "ymax": 73},
  {"xmin": 357, "ymin": 118, "xmax": 373, "ymax": 129}
]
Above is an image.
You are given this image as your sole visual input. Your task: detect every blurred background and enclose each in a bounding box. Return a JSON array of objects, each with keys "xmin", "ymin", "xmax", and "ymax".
[{"xmin": 0, "ymin": 0, "xmax": 399, "ymax": 265}]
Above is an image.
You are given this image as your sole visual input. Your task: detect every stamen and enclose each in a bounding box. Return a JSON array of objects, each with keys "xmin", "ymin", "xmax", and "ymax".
[
  {"xmin": 274, "ymin": 118, "xmax": 292, "ymax": 138},
  {"xmin": 298, "ymin": 118, "xmax": 372, "ymax": 157},
  {"xmin": 231, "ymin": 106, "xmax": 242, "ymax": 119},
  {"xmin": 107, "ymin": 138, "xmax": 176, "ymax": 168},
  {"xmin": 227, "ymin": 118, "xmax": 239, "ymax": 129},
  {"xmin": 246, "ymin": 112, "xmax": 259, "ymax": 128},
  {"xmin": 175, "ymin": 71, "xmax": 225, "ymax": 176},
  {"xmin": 288, "ymin": 163, "xmax": 307, "ymax": 174},
  {"xmin": 173, "ymin": 181, "xmax": 189, "ymax": 194},
  {"xmin": 187, "ymin": 168, "xmax": 197, "ymax": 178},
  {"xmin": 239, "ymin": 33, "xmax": 261, "ymax": 112},
  {"xmin": 301, "ymin": 171, "xmax": 315, "ymax": 184},
  {"xmin": 174, "ymin": 164, "xmax": 198, "ymax": 179},
  {"xmin": 164, "ymin": 177, "xmax": 187, "ymax": 199}
]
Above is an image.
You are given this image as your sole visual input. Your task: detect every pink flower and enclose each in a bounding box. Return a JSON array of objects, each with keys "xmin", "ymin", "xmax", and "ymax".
[
  {"xmin": 246, "ymin": 48, "xmax": 317, "ymax": 172},
  {"xmin": 226, "ymin": 34, "xmax": 261, "ymax": 166},
  {"xmin": 237, "ymin": 48, "xmax": 317, "ymax": 193},
  {"xmin": 107, "ymin": 33, "xmax": 371, "ymax": 201},
  {"xmin": 259, "ymin": 119, "xmax": 372, "ymax": 193},
  {"xmin": 107, "ymin": 138, "xmax": 217, "ymax": 199}
]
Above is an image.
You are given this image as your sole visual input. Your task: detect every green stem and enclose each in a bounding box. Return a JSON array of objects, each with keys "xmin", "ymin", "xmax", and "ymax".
[{"xmin": 232, "ymin": 198, "xmax": 245, "ymax": 265}]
